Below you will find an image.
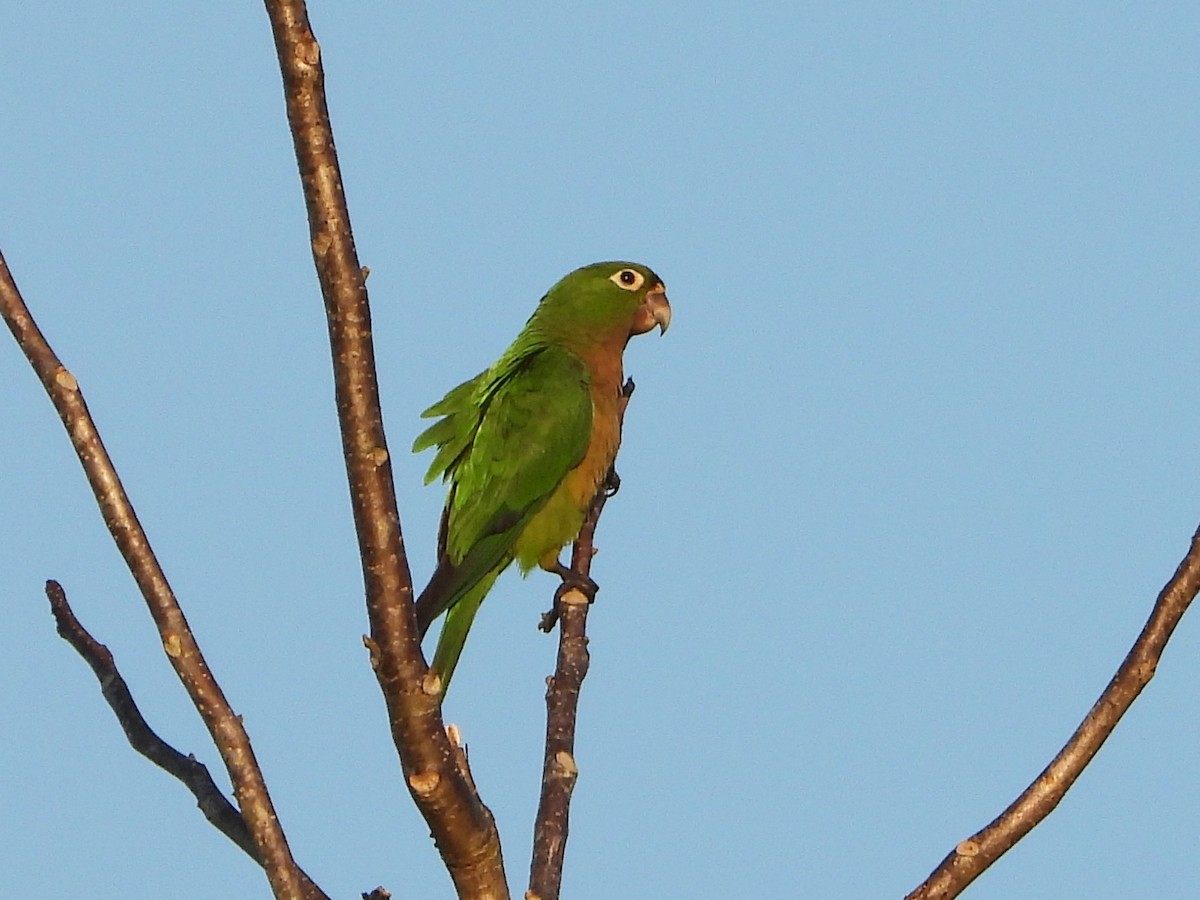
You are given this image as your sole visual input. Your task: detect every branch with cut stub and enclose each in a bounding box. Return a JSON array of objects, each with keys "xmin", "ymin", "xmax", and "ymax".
[
  {"xmin": 1, "ymin": 246, "xmax": 309, "ymax": 900},
  {"xmin": 262, "ymin": 0, "xmax": 508, "ymax": 895},
  {"xmin": 527, "ymin": 378, "xmax": 636, "ymax": 900},
  {"xmin": 906, "ymin": 520, "xmax": 1200, "ymax": 899}
]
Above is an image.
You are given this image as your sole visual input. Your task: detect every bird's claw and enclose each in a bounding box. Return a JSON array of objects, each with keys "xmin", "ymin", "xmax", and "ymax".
[
  {"xmin": 603, "ymin": 468, "xmax": 621, "ymax": 498},
  {"xmin": 539, "ymin": 564, "xmax": 599, "ymax": 632},
  {"xmin": 555, "ymin": 573, "xmax": 598, "ymax": 604},
  {"xmin": 549, "ymin": 561, "xmax": 598, "ymax": 601}
]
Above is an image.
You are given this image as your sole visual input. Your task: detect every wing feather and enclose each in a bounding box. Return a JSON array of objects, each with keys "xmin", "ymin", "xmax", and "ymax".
[{"xmin": 413, "ymin": 343, "xmax": 592, "ymax": 628}]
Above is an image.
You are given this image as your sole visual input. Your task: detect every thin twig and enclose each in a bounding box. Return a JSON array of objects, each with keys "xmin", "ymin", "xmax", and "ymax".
[
  {"xmin": 907, "ymin": 521, "xmax": 1200, "ymax": 899},
  {"xmin": 43, "ymin": 580, "xmax": 332, "ymax": 900},
  {"xmin": 0, "ymin": 249, "xmax": 307, "ymax": 899},
  {"xmin": 528, "ymin": 380, "xmax": 635, "ymax": 900},
  {"xmin": 261, "ymin": 2, "xmax": 508, "ymax": 895}
]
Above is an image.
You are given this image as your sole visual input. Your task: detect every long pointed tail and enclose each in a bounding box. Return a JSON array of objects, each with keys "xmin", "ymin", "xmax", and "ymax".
[{"xmin": 428, "ymin": 572, "xmax": 498, "ymax": 694}]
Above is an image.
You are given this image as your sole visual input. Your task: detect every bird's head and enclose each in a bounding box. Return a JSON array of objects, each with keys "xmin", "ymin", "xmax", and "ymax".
[{"xmin": 534, "ymin": 261, "xmax": 671, "ymax": 347}]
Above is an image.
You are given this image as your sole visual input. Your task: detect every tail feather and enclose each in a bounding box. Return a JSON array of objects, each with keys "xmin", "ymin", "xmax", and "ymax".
[
  {"xmin": 415, "ymin": 560, "xmax": 501, "ymax": 695},
  {"xmin": 415, "ymin": 559, "xmax": 458, "ymax": 638},
  {"xmin": 429, "ymin": 574, "xmax": 497, "ymax": 694}
]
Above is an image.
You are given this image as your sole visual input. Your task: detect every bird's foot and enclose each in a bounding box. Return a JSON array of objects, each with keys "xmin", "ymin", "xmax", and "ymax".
[
  {"xmin": 552, "ymin": 562, "xmax": 598, "ymax": 602},
  {"xmin": 539, "ymin": 564, "xmax": 599, "ymax": 632}
]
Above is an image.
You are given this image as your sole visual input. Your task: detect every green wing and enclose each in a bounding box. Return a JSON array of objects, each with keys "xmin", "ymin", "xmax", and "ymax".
[
  {"xmin": 414, "ymin": 343, "xmax": 592, "ymax": 690},
  {"xmin": 413, "ymin": 372, "xmax": 487, "ymax": 485}
]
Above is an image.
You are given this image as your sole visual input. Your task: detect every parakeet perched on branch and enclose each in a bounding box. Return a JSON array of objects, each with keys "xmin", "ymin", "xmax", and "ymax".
[{"xmin": 412, "ymin": 261, "xmax": 671, "ymax": 693}]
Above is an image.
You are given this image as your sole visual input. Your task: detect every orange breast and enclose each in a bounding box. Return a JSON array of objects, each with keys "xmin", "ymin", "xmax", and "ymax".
[{"xmin": 512, "ymin": 347, "xmax": 625, "ymax": 572}]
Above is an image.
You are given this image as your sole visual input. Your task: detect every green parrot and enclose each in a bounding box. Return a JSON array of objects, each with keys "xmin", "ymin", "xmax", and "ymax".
[{"xmin": 412, "ymin": 261, "xmax": 671, "ymax": 693}]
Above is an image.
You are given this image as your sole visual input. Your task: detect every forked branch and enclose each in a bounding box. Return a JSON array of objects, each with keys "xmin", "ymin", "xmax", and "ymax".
[
  {"xmin": 43, "ymin": 580, "xmax": 331, "ymax": 900},
  {"xmin": 0, "ymin": 247, "xmax": 308, "ymax": 899},
  {"xmin": 906, "ymin": 521, "xmax": 1200, "ymax": 899}
]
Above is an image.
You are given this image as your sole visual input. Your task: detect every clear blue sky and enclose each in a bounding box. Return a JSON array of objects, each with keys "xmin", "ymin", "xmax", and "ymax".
[{"xmin": 4, "ymin": 4, "xmax": 1200, "ymax": 898}]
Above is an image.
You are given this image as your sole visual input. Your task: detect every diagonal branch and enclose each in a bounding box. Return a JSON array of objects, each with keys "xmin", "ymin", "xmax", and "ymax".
[
  {"xmin": 906, "ymin": 520, "xmax": 1200, "ymax": 899},
  {"xmin": 528, "ymin": 379, "xmax": 635, "ymax": 900},
  {"xmin": 261, "ymin": 1, "xmax": 507, "ymax": 895},
  {"xmin": 0, "ymin": 248, "xmax": 307, "ymax": 900},
  {"xmin": 43, "ymin": 580, "xmax": 331, "ymax": 900}
]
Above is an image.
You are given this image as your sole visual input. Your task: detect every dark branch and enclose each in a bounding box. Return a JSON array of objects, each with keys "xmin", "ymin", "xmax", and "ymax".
[
  {"xmin": 528, "ymin": 379, "xmax": 635, "ymax": 900},
  {"xmin": 43, "ymin": 581, "xmax": 331, "ymax": 900},
  {"xmin": 0, "ymin": 247, "xmax": 306, "ymax": 899},
  {"xmin": 906, "ymin": 520, "xmax": 1200, "ymax": 899},
  {"xmin": 261, "ymin": 1, "xmax": 507, "ymax": 895}
]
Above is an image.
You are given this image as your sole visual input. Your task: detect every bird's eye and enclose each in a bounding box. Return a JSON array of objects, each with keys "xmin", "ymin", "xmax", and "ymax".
[{"xmin": 609, "ymin": 268, "xmax": 644, "ymax": 291}]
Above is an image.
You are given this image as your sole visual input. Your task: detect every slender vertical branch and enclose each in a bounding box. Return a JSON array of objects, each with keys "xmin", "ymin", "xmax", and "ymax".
[
  {"xmin": 261, "ymin": 1, "xmax": 507, "ymax": 894},
  {"xmin": 528, "ymin": 380, "xmax": 635, "ymax": 900},
  {"xmin": 526, "ymin": 508, "xmax": 601, "ymax": 900},
  {"xmin": 1, "ymin": 255, "xmax": 306, "ymax": 899},
  {"xmin": 907, "ymin": 521, "xmax": 1200, "ymax": 899}
]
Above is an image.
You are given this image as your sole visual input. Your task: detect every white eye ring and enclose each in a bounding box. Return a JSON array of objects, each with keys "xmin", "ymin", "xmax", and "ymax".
[{"xmin": 609, "ymin": 268, "xmax": 644, "ymax": 291}]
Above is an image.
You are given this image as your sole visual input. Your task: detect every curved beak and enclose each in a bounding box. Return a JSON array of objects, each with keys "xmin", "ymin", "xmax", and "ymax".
[{"xmin": 634, "ymin": 283, "xmax": 671, "ymax": 336}]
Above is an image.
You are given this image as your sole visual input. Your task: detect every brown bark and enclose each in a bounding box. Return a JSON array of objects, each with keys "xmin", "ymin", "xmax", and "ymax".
[
  {"xmin": 528, "ymin": 380, "xmax": 635, "ymax": 900},
  {"xmin": 1, "ymin": 249, "xmax": 307, "ymax": 900},
  {"xmin": 43, "ymin": 580, "xmax": 330, "ymax": 900},
  {"xmin": 261, "ymin": 1, "xmax": 508, "ymax": 895},
  {"xmin": 906, "ymin": 521, "xmax": 1200, "ymax": 899}
]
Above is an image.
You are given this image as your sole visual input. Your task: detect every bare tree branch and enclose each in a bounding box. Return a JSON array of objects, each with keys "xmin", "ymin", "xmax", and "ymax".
[
  {"xmin": 0, "ymin": 251, "xmax": 306, "ymax": 897},
  {"xmin": 261, "ymin": 2, "xmax": 508, "ymax": 895},
  {"xmin": 526, "ymin": 523, "xmax": 598, "ymax": 900},
  {"xmin": 906, "ymin": 521, "xmax": 1200, "ymax": 899},
  {"xmin": 44, "ymin": 578, "xmax": 258, "ymax": 859},
  {"xmin": 43, "ymin": 580, "xmax": 332, "ymax": 900},
  {"xmin": 527, "ymin": 380, "xmax": 635, "ymax": 900}
]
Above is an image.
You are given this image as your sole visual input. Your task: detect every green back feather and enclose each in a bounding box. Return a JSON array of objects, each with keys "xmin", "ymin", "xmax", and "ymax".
[{"xmin": 413, "ymin": 344, "xmax": 591, "ymax": 629}]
